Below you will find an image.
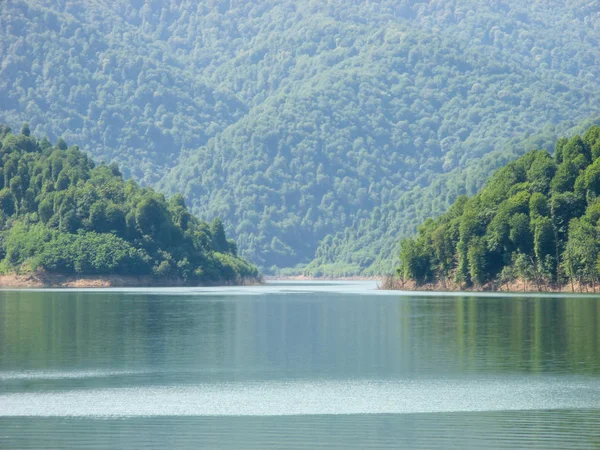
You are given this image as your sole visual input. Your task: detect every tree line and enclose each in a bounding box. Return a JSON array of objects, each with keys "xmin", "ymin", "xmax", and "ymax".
[
  {"xmin": 397, "ymin": 125, "xmax": 600, "ymax": 291},
  {"xmin": 2, "ymin": 1, "xmax": 600, "ymax": 273},
  {"xmin": 0, "ymin": 124, "xmax": 258, "ymax": 283}
]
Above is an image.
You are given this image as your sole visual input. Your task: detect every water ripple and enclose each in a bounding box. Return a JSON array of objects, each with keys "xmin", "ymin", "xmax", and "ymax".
[{"xmin": 1, "ymin": 377, "xmax": 599, "ymax": 418}]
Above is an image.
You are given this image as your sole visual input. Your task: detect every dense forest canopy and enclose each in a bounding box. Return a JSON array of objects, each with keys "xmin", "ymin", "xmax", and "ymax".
[
  {"xmin": 397, "ymin": 125, "xmax": 600, "ymax": 290},
  {"xmin": 1, "ymin": 0, "xmax": 600, "ymax": 273},
  {"xmin": 0, "ymin": 124, "xmax": 258, "ymax": 283}
]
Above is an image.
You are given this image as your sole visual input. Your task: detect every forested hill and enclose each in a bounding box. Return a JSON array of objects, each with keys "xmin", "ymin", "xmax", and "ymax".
[
  {"xmin": 2, "ymin": 1, "xmax": 600, "ymax": 272},
  {"xmin": 0, "ymin": 125, "xmax": 258, "ymax": 284},
  {"xmin": 397, "ymin": 125, "xmax": 600, "ymax": 290}
]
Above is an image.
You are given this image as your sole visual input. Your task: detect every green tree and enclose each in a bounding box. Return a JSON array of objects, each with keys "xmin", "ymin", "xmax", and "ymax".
[
  {"xmin": 514, "ymin": 252, "xmax": 535, "ymax": 291},
  {"xmin": 509, "ymin": 213, "xmax": 532, "ymax": 254},
  {"xmin": 55, "ymin": 138, "xmax": 68, "ymax": 151},
  {"xmin": 88, "ymin": 201, "xmax": 107, "ymax": 232},
  {"xmin": 0, "ymin": 189, "xmax": 16, "ymax": 216},
  {"xmin": 529, "ymin": 192, "xmax": 550, "ymax": 220},
  {"xmin": 105, "ymin": 204, "xmax": 126, "ymax": 235},
  {"xmin": 210, "ymin": 218, "xmax": 229, "ymax": 253},
  {"xmin": 583, "ymin": 159, "xmax": 600, "ymax": 201},
  {"xmin": 498, "ymin": 260, "xmax": 518, "ymax": 291},
  {"xmin": 533, "ymin": 217, "xmax": 556, "ymax": 281},
  {"xmin": 551, "ymin": 192, "xmax": 584, "ymax": 241},
  {"xmin": 396, "ymin": 126, "xmax": 600, "ymax": 291},
  {"xmin": 135, "ymin": 197, "xmax": 167, "ymax": 238},
  {"xmin": 399, "ymin": 238, "xmax": 431, "ymax": 285},
  {"xmin": 563, "ymin": 218, "xmax": 599, "ymax": 291},
  {"xmin": 561, "ymin": 135, "xmax": 590, "ymax": 164},
  {"xmin": 486, "ymin": 210, "xmax": 510, "ymax": 253},
  {"xmin": 0, "ymin": 127, "xmax": 257, "ymax": 283},
  {"xmin": 467, "ymin": 237, "xmax": 487, "ymax": 287},
  {"xmin": 20, "ymin": 123, "xmax": 30, "ymax": 137},
  {"xmin": 550, "ymin": 161, "xmax": 578, "ymax": 194},
  {"xmin": 9, "ymin": 175, "xmax": 23, "ymax": 202},
  {"xmin": 583, "ymin": 125, "xmax": 600, "ymax": 150},
  {"xmin": 431, "ymin": 224, "xmax": 454, "ymax": 286},
  {"xmin": 526, "ymin": 150, "xmax": 556, "ymax": 193},
  {"xmin": 38, "ymin": 198, "xmax": 53, "ymax": 223}
]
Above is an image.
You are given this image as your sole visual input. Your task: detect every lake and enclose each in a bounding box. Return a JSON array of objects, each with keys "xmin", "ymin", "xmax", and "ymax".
[{"xmin": 1, "ymin": 281, "xmax": 600, "ymax": 448}]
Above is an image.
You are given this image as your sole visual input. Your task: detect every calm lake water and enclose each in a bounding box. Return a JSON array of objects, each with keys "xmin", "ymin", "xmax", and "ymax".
[{"xmin": 1, "ymin": 281, "xmax": 600, "ymax": 449}]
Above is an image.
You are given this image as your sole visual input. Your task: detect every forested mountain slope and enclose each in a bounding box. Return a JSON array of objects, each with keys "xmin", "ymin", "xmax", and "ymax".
[
  {"xmin": 0, "ymin": 0, "xmax": 247, "ymax": 182},
  {"xmin": 2, "ymin": 0, "xmax": 600, "ymax": 271},
  {"xmin": 306, "ymin": 118, "xmax": 600, "ymax": 276},
  {"xmin": 396, "ymin": 125, "xmax": 600, "ymax": 291},
  {"xmin": 0, "ymin": 124, "xmax": 258, "ymax": 284}
]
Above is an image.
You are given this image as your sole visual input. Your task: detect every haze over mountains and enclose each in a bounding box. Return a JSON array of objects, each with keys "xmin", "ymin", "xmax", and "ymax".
[{"xmin": 1, "ymin": 0, "xmax": 600, "ymax": 273}]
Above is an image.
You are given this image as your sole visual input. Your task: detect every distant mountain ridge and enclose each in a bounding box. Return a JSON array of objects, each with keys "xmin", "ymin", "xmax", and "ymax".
[{"xmin": 1, "ymin": 0, "xmax": 599, "ymax": 272}]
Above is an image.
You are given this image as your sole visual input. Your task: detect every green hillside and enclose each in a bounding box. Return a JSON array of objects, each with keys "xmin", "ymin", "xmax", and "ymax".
[
  {"xmin": 306, "ymin": 118, "xmax": 600, "ymax": 276},
  {"xmin": 2, "ymin": 1, "xmax": 600, "ymax": 272},
  {"xmin": 0, "ymin": 124, "xmax": 258, "ymax": 284},
  {"xmin": 396, "ymin": 125, "xmax": 600, "ymax": 290}
]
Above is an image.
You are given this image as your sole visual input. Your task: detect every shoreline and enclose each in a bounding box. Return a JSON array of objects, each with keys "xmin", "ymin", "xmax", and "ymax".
[
  {"xmin": 4, "ymin": 271, "xmax": 597, "ymax": 293},
  {"xmin": 378, "ymin": 276, "xmax": 600, "ymax": 294},
  {"xmin": 0, "ymin": 273, "xmax": 262, "ymax": 288},
  {"xmin": 265, "ymin": 275, "xmax": 379, "ymax": 281}
]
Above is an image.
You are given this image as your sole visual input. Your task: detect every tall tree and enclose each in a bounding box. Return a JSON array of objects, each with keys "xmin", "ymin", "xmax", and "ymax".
[{"xmin": 467, "ymin": 237, "xmax": 487, "ymax": 287}]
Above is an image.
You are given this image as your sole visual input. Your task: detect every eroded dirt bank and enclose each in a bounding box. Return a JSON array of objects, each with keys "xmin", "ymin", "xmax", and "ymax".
[
  {"xmin": 378, "ymin": 276, "xmax": 600, "ymax": 294},
  {"xmin": 0, "ymin": 273, "xmax": 261, "ymax": 288}
]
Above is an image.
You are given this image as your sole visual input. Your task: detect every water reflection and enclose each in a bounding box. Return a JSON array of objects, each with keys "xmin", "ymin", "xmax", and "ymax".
[
  {"xmin": 2, "ymin": 290, "xmax": 600, "ymax": 386},
  {"xmin": 1, "ymin": 287, "xmax": 600, "ymax": 448}
]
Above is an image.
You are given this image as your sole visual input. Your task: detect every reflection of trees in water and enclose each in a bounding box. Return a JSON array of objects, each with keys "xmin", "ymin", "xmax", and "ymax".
[
  {"xmin": 0, "ymin": 292, "xmax": 232, "ymax": 372},
  {"xmin": 412, "ymin": 295, "xmax": 600, "ymax": 375},
  {"xmin": 1, "ymin": 292, "xmax": 599, "ymax": 380}
]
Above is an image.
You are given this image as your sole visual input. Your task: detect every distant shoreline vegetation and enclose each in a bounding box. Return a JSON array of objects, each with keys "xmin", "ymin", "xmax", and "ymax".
[
  {"xmin": 0, "ymin": 124, "xmax": 260, "ymax": 286},
  {"xmin": 3, "ymin": 1, "xmax": 600, "ymax": 276},
  {"xmin": 386, "ymin": 125, "xmax": 600, "ymax": 293}
]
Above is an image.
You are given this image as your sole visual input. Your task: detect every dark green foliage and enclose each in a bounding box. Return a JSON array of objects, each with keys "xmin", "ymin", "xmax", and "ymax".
[
  {"xmin": 210, "ymin": 218, "xmax": 230, "ymax": 254},
  {"xmin": 583, "ymin": 126, "xmax": 600, "ymax": 150},
  {"xmin": 431, "ymin": 224, "xmax": 454, "ymax": 282},
  {"xmin": 0, "ymin": 190, "xmax": 16, "ymax": 216},
  {"xmin": 563, "ymin": 218, "xmax": 599, "ymax": 288},
  {"xmin": 533, "ymin": 218, "xmax": 555, "ymax": 262},
  {"xmin": 509, "ymin": 214, "xmax": 532, "ymax": 254},
  {"xmin": 2, "ymin": 1, "xmax": 600, "ymax": 274},
  {"xmin": 533, "ymin": 217, "xmax": 556, "ymax": 282},
  {"xmin": 583, "ymin": 159, "xmax": 600, "ymax": 202},
  {"xmin": 398, "ymin": 238, "xmax": 431, "ymax": 286},
  {"xmin": 135, "ymin": 196, "xmax": 172, "ymax": 242},
  {"xmin": 526, "ymin": 151, "xmax": 556, "ymax": 193},
  {"xmin": 55, "ymin": 138, "xmax": 68, "ymax": 151},
  {"xmin": 551, "ymin": 162, "xmax": 578, "ymax": 194},
  {"xmin": 467, "ymin": 237, "xmax": 488, "ymax": 287},
  {"xmin": 555, "ymin": 138, "xmax": 568, "ymax": 164},
  {"xmin": 35, "ymin": 230, "xmax": 151, "ymax": 275},
  {"xmin": 551, "ymin": 192, "xmax": 584, "ymax": 240},
  {"xmin": 0, "ymin": 127, "xmax": 258, "ymax": 283},
  {"xmin": 397, "ymin": 126, "xmax": 600, "ymax": 289},
  {"xmin": 20, "ymin": 123, "xmax": 30, "ymax": 137},
  {"xmin": 562, "ymin": 136, "xmax": 590, "ymax": 165},
  {"xmin": 38, "ymin": 199, "xmax": 53, "ymax": 223},
  {"xmin": 529, "ymin": 193, "xmax": 550, "ymax": 220}
]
